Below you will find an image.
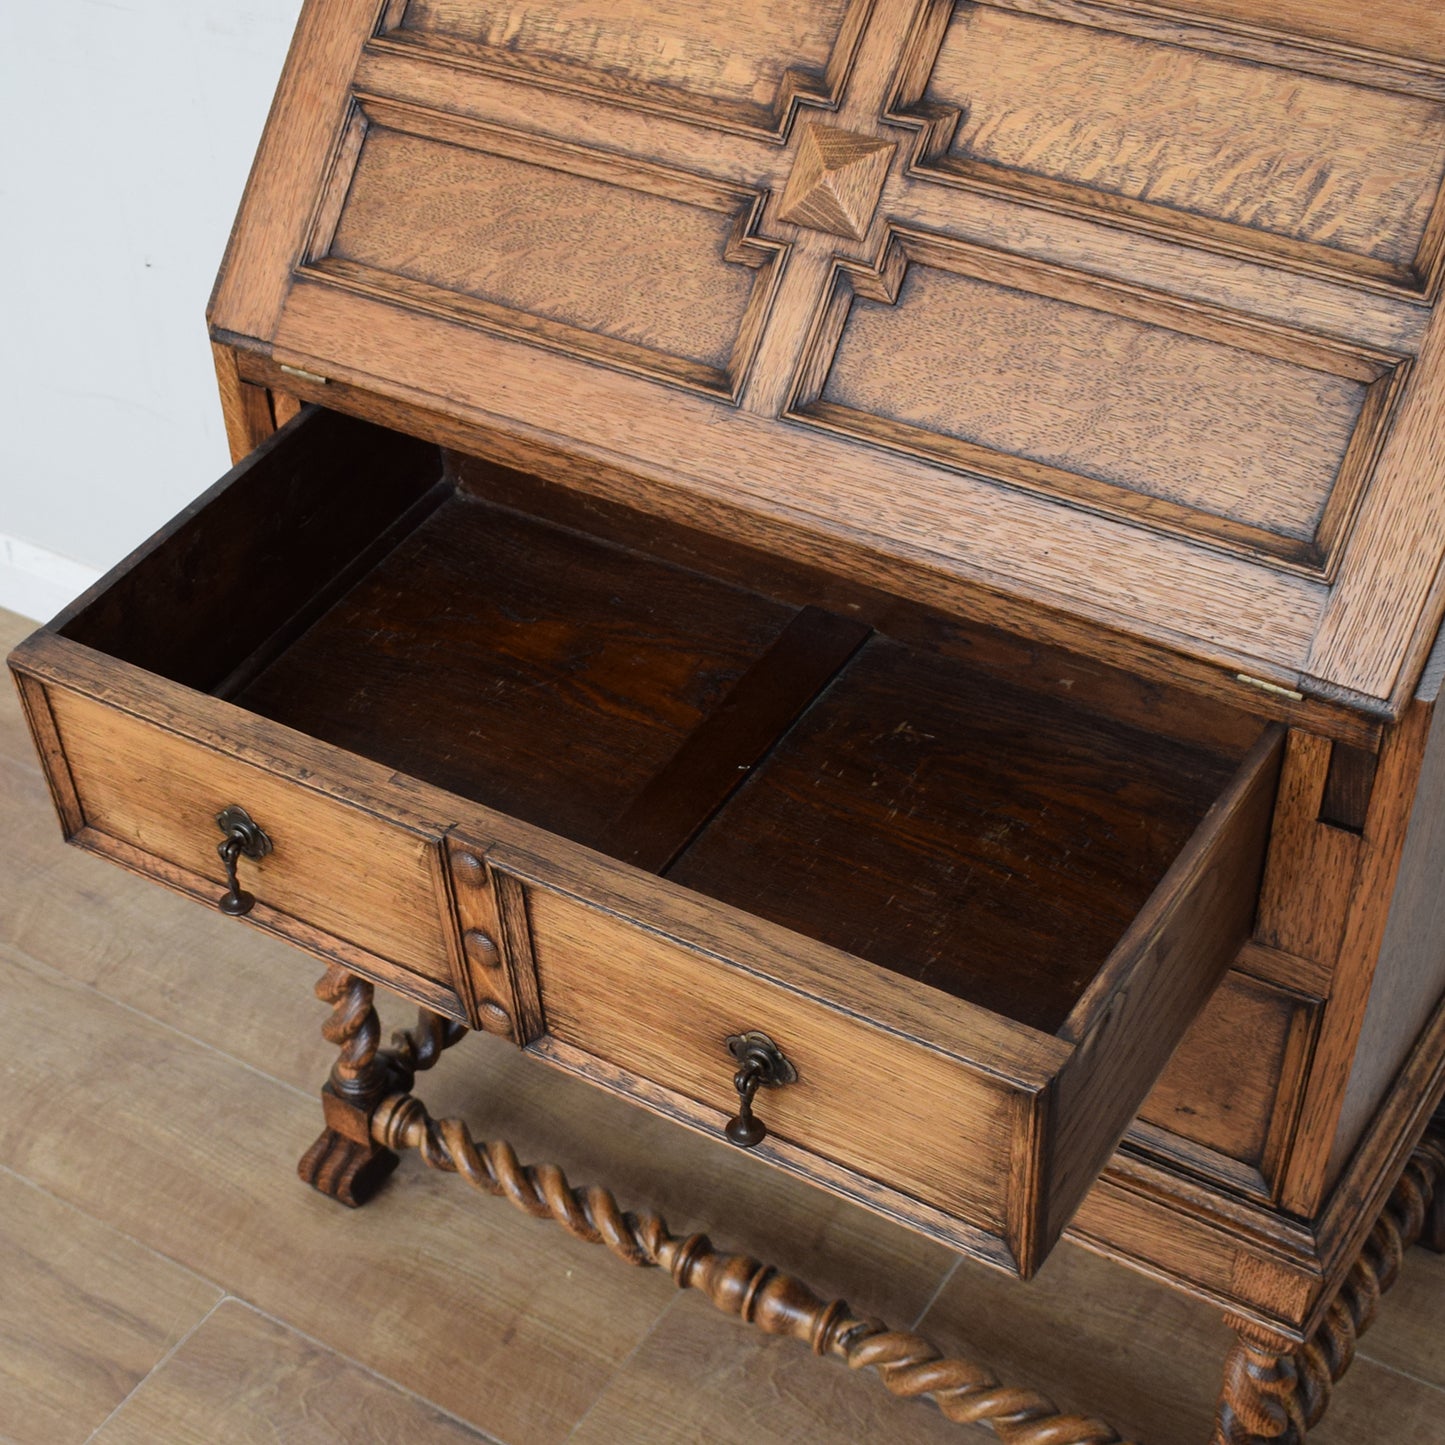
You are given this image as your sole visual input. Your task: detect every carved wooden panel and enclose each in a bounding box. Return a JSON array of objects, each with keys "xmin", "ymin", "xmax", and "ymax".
[
  {"xmin": 379, "ymin": 0, "xmax": 870, "ymax": 136},
  {"xmin": 215, "ymin": 0, "xmax": 1445, "ymax": 710},
  {"xmin": 789, "ymin": 234, "xmax": 1407, "ymax": 571},
  {"xmin": 894, "ymin": 0, "xmax": 1445, "ymax": 294},
  {"xmin": 302, "ymin": 97, "xmax": 781, "ymax": 398},
  {"xmin": 1178, "ymin": 0, "xmax": 1445, "ymax": 68}
]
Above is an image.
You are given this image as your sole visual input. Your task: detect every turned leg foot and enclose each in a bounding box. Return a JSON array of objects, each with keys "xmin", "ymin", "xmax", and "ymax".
[
  {"xmin": 298, "ymin": 964, "xmax": 469, "ymax": 1208},
  {"xmin": 298, "ymin": 964, "xmax": 399, "ymax": 1208},
  {"xmin": 298, "ymin": 1126, "xmax": 398, "ymax": 1207}
]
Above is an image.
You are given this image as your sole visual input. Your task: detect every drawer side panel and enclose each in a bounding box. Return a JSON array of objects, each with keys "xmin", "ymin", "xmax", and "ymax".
[{"xmin": 1044, "ymin": 726, "xmax": 1284, "ymax": 1253}]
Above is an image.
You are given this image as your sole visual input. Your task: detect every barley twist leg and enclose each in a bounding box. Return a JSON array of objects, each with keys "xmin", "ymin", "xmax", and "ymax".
[
  {"xmin": 1213, "ymin": 1123, "xmax": 1443, "ymax": 1443},
  {"xmin": 297, "ymin": 964, "xmax": 401, "ymax": 1206}
]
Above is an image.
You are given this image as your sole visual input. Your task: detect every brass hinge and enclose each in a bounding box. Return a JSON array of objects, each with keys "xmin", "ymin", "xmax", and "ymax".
[
  {"xmin": 278, "ymin": 363, "xmax": 328, "ymax": 385},
  {"xmin": 1235, "ymin": 672, "xmax": 1304, "ymax": 702}
]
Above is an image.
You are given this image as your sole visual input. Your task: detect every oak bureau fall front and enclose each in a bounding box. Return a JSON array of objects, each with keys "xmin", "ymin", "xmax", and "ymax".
[{"xmin": 11, "ymin": 1, "xmax": 1445, "ymax": 1440}]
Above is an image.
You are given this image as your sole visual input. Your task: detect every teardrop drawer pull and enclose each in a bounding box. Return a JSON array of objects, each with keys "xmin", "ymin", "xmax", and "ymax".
[
  {"xmin": 215, "ymin": 805, "xmax": 273, "ymax": 916},
  {"xmin": 723, "ymin": 1031, "xmax": 798, "ymax": 1149}
]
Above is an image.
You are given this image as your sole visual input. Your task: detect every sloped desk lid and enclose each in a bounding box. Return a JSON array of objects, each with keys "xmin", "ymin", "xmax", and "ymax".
[{"xmin": 211, "ymin": 0, "xmax": 1445, "ymax": 719}]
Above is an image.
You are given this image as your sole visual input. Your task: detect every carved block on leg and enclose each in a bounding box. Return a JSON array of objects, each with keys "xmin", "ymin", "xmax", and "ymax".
[{"xmin": 298, "ymin": 1126, "xmax": 398, "ymax": 1208}]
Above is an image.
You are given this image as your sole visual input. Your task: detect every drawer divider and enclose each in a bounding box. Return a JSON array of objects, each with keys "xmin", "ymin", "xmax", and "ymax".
[{"xmin": 606, "ymin": 605, "xmax": 871, "ymax": 873}]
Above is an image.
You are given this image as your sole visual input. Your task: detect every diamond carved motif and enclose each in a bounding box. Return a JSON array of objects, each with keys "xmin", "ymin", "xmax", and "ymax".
[{"xmin": 778, "ymin": 124, "xmax": 896, "ymax": 242}]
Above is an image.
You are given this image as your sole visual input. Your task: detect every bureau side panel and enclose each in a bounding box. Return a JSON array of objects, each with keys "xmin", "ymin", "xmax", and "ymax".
[{"xmin": 1326, "ymin": 689, "xmax": 1445, "ymax": 1182}]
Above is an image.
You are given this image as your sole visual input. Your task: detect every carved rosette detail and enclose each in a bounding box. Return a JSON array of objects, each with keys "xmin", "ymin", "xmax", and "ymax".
[
  {"xmin": 1213, "ymin": 1126, "xmax": 1444, "ymax": 1444},
  {"xmin": 371, "ymin": 1091, "xmax": 1133, "ymax": 1445}
]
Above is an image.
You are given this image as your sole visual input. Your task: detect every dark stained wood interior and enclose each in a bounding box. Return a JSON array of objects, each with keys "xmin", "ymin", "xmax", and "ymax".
[
  {"xmin": 58, "ymin": 409, "xmax": 1266, "ymax": 1034},
  {"xmin": 59, "ymin": 411, "xmax": 445, "ymax": 695},
  {"xmin": 233, "ymin": 493, "xmax": 795, "ymax": 850},
  {"xmin": 667, "ymin": 639, "xmax": 1246, "ymax": 1031}
]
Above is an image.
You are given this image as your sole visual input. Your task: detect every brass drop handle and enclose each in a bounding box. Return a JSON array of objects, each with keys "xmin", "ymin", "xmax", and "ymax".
[
  {"xmin": 723, "ymin": 1031, "xmax": 797, "ymax": 1149},
  {"xmin": 215, "ymin": 805, "xmax": 272, "ymax": 916}
]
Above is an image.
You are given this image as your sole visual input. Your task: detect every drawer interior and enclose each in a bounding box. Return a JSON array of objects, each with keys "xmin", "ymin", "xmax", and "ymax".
[{"xmin": 60, "ymin": 407, "xmax": 1268, "ymax": 1036}]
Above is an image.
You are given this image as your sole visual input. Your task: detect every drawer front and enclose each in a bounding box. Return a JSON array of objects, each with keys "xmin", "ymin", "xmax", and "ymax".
[
  {"xmin": 44, "ymin": 684, "xmax": 465, "ymax": 1017},
  {"xmin": 521, "ymin": 878, "xmax": 1027, "ymax": 1250}
]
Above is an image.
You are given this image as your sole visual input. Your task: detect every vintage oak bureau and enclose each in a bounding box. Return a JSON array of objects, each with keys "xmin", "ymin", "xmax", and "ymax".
[{"xmin": 11, "ymin": 0, "xmax": 1445, "ymax": 1439}]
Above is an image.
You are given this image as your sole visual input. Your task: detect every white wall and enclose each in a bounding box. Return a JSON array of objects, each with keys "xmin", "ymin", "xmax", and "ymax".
[{"xmin": 0, "ymin": 2, "xmax": 304, "ymax": 621}]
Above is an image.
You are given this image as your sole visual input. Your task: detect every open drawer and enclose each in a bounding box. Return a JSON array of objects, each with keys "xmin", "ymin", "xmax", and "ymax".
[{"xmin": 8, "ymin": 406, "xmax": 1282, "ymax": 1277}]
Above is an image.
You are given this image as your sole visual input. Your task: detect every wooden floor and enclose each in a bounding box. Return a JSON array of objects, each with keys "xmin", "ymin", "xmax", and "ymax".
[{"xmin": 1, "ymin": 602, "xmax": 1440, "ymax": 1445}]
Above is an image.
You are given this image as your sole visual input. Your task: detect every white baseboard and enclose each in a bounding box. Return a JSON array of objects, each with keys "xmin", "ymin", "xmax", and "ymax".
[{"xmin": 0, "ymin": 533, "xmax": 102, "ymax": 624}]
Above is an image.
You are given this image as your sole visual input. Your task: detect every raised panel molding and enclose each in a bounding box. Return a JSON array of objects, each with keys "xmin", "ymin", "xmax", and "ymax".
[
  {"xmin": 299, "ymin": 96, "xmax": 784, "ymax": 399},
  {"xmin": 374, "ymin": 0, "xmax": 873, "ymax": 139},
  {"xmin": 787, "ymin": 230, "xmax": 1408, "ymax": 572},
  {"xmin": 888, "ymin": 0, "xmax": 1445, "ymax": 297}
]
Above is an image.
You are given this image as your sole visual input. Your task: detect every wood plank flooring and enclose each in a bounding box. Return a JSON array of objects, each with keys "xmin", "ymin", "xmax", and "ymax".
[{"xmin": 0, "ymin": 604, "xmax": 1440, "ymax": 1444}]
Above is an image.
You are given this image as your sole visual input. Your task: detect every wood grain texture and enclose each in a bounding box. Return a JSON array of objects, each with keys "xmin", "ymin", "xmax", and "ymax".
[
  {"xmin": 1133, "ymin": 968, "xmax": 1321, "ymax": 1193},
  {"xmin": 1328, "ymin": 688, "xmax": 1445, "ymax": 1181},
  {"xmin": 11, "ymin": 667, "xmax": 84, "ymax": 838},
  {"xmin": 208, "ymin": 0, "xmax": 380, "ymax": 341},
  {"xmin": 1179, "ymin": 0, "xmax": 1445, "ymax": 66},
  {"xmin": 314, "ymin": 102, "xmax": 778, "ymax": 396},
  {"xmin": 210, "ymin": 0, "xmax": 1445, "ymax": 709},
  {"xmin": 235, "ymin": 492, "xmax": 795, "ymax": 855},
  {"xmin": 91, "ymin": 1300, "xmax": 494, "ymax": 1445},
  {"xmin": 268, "ymin": 276, "xmax": 1329, "ymax": 695},
  {"xmin": 444, "ymin": 839, "xmax": 536, "ymax": 1041},
  {"xmin": 798, "ymin": 238, "xmax": 1394, "ymax": 568},
  {"xmin": 671, "ymin": 635, "xmax": 1249, "ymax": 1029},
  {"xmin": 388, "ymin": 0, "xmax": 865, "ymax": 134},
  {"xmin": 1282, "ymin": 700, "xmax": 1434, "ymax": 1214},
  {"xmin": 210, "ymin": 342, "xmax": 277, "ymax": 462},
  {"xmin": 0, "ymin": 755, "xmax": 340, "ymax": 1098},
  {"xmin": 605, "ymin": 606, "xmax": 872, "ymax": 873},
  {"xmin": 918, "ymin": 2, "xmax": 1445, "ymax": 285},
  {"xmin": 778, "ymin": 124, "xmax": 896, "ymax": 240},
  {"xmin": 1044, "ymin": 727, "xmax": 1282, "ymax": 1255},
  {"xmin": 11, "ymin": 627, "xmax": 1061, "ymax": 1079},
  {"xmin": 57, "ymin": 405, "xmax": 443, "ymax": 697},
  {"xmin": 1255, "ymin": 730, "xmax": 1364, "ymax": 965},
  {"xmin": 0, "ymin": 644, "xmax": 960, "ymax": 1338},
  {"xmin": 2, "ymin": 634, "xmax": 1440, "ymax": 1439},
  {"xmin": 1308, "ymin": 293, "xmax": 1445, "ymax": 708},
  {"xmin": 0, "ymin": 1168, "xmax": 220, "ymax": 1445},
  {"xmin": 522, "ymin": 879, "xmax": 1023, "ymax": 1245},
  {"xmin": 41, "ymin": 683, "xmax": 460, "ymax": 1001}
]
